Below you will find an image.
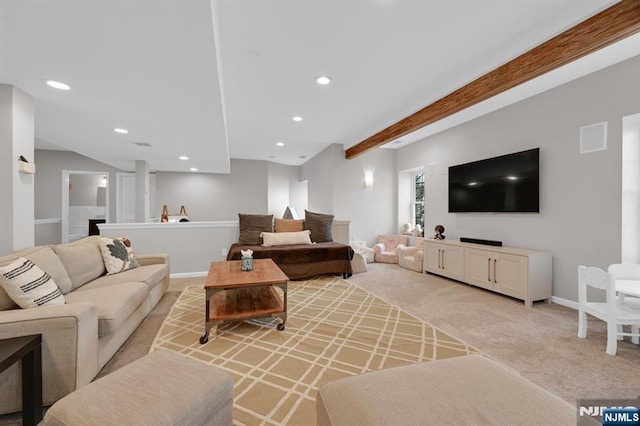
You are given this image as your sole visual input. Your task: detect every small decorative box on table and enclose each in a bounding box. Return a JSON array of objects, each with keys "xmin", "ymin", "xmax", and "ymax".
[{"xmin": 200, "ymin": 258, "xmax": 288, "ymax": 344}]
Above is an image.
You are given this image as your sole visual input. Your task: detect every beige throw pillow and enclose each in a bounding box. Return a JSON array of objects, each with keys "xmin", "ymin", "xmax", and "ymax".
[
  {"xmin": 99, "ymin": 236, "xmax": 140, "ymax": 275},
  {"xmin": 261, "ymin": 230, "xmax": 312, "ymax": 247},
  {"xmin": 275, "ymin": 218, "xmax": 305, "ymax": 233},
  {"xmin": 0, "ymin": 257, "xmax": 65, "ymax": 308}
]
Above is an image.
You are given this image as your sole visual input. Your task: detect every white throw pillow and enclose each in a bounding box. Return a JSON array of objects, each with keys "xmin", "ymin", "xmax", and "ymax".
[
  {"xmin": 99, "ymin": 236, "xmax": 140, "ymax": 275},
  {"xmin": 0, "ymin": 257, "xmax": 65, "ymax": 309},
  {"xmin": 261, "ymin": 230, "xmax": 313, "ymax": 247}
]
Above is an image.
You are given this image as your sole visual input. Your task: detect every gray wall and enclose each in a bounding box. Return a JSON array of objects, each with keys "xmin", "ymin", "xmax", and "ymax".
[
  {"xmin": 395, "ymin": 54, "xmax": 640, "ymax": 302},
  {"xmin": 34, "ymin": 149, "xmax": 122, "ymax": 221},
  {"xmin": 302, "ymin": 143, "xmax": 397, "ymax": 247},
  {"xmin": 69, "ymin": 174, "xmax": 105, "ymax": 206},
  {"xmin": 154, "ymin": 159, "xmax": 269, "ymax": 221}
]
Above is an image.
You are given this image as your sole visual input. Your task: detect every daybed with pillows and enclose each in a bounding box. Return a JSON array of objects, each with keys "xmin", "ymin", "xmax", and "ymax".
[
  {"xmin": 227, "ymin": 211, "xmax": 354, "ymax": 280},
  {"xmin": 0, "ymin": 235, "xmax": 170, "ymax": 415}
]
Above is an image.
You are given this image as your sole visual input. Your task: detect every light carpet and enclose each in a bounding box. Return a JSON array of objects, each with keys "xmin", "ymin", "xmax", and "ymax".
[{"xmin": 151, "ymin": 276, "xmax": 479, "ymax": 425}]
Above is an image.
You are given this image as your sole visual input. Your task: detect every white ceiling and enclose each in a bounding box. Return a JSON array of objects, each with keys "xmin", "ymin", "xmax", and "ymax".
[{"xmin": 1, "ymin": 0, "xmax": 636, "ymax": 173}]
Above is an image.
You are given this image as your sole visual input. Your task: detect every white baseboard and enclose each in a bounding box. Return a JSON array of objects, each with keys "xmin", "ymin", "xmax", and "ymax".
[
  {"xmin": 170, "ymin": 271, "xmax": 208, "ymax": 279},
  {"xmin": 551, "ymin": 296, "xmax": 578, "ymax": 310}
]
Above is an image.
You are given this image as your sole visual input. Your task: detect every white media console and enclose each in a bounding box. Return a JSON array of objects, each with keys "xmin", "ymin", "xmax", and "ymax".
[{"xmin": 424, "ymin": 239, "xmax": 552, "ymax": 307}]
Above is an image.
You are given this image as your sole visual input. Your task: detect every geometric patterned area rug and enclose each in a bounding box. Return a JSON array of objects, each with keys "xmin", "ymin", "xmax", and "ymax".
[{"xmin": 151, "ymin": 276, "xmax": 479, "ymax": 426}]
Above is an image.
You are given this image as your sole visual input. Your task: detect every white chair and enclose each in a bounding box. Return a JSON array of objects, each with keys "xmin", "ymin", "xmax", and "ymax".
[
  {"xmin": 350, "ymin": 241, "xmax": 374, "ymax": 263},
  {"xmin": 608, "ymin": 263, "xmax": 640, "ymax": 344},
  {"xmin": 577, "ymin": 265, "xmax": 640, "ymax": 355},
  {"xmin": 397, "ymin": 239, "xmax": 425, "ymax": 272}
]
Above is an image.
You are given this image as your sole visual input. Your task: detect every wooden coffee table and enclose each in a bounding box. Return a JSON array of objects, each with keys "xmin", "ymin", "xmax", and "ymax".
[{"xmin": 199, "ymin": 258, "xmax": 288, "ymax": 344}]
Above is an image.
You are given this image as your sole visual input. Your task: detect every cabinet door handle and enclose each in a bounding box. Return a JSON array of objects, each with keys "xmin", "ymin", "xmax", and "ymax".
[
  {"xmin": 494, "ymin": 259, "xmax": 497, "ymax": 284},
  {"xmin": 487, "ymin": 258, "xmax": 491, "ymax": 281},
  {"xmin": 437, "ymin": 249, "xmax": 441, "ymax": 269},
  {"xmin": 442, "ymin": 250, "xmax": 445, "ymax": 270}
]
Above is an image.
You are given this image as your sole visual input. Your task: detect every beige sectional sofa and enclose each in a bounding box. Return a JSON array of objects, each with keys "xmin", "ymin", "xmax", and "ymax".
[{"xmin": 0, "ymin": 236, "xmax": 170, "ymax": 414}]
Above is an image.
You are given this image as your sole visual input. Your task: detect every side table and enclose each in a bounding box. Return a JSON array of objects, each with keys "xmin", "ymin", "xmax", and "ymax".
[{"xmin": 0, "ymin": 334, "xmax": 43, "ymax": 426}]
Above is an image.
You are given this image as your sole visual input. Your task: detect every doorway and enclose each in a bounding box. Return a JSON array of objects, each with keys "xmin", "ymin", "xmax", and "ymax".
[
  {"xmin": 116, "ymin": 172, "xmax": 157, "ymax": 222},
  {"xmin": 622, "ymin": 112, "xmax": 640, "ymax": 262},
  {"xmin": 61, "ymin": 170, "xmax": 109, "ymax": 243}
]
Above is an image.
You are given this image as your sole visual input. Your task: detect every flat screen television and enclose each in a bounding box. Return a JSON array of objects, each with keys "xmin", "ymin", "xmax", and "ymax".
[{"xmin": 448, "ymin": 148, "xmax": 539, "ymax": 213}]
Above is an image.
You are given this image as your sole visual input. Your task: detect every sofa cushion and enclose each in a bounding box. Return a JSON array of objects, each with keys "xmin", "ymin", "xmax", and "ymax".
[
  {"xmin": 238, "ymin": 214, "xmax": 273, "ymax": 245},
  {"xmin": 65, "ymin": 282, "xmax": 148, "ymax": 337},
  {"xmin": 304, "ymin": 210, "xmax": 334, "ymax": 243},
  {"xmin": 25, "ymin": 246, "xmax": 73, "ymax": 293},
  {"xmin": 316, "ymin": 354, "xmax": 576, "ymax": 426},
  {"xmin": 55, "ymin": 238, "xmax": 106, "ymax": 290},
  {"xmin": 0, "ymin": 257, "xmax": 65, "ymax": 309},
  {"xmin": 78, "ymin": 264, "xmax": 168, "ymax": 293},
  {"xmin": 0, "ymin": 246, "xmax": 73, "ymax": 310},
  {"xmin": 98, "ymin": 236, "xmax": 140, "ymax": 275}
]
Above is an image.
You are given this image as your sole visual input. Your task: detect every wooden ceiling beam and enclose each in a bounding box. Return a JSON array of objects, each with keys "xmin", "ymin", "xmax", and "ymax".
[{"xmin": 345, "ymin": 0, "xmax": 640, "ymax": 160}]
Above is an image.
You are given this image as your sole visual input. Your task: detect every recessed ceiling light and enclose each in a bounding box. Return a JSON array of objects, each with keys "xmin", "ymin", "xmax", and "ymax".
[
  {"xmin": 276, "ymin": 142, "xmax": 285, "ymax": 147},
  {"xmin": 507, "ymin": 176, "xmax": 518, "ymax": 180},
  {"xmin": 45, "ymin": 80, "xmax": 71, "ymax": 91},
  {"xmin": 293, "ymin": 116, "xmax": 303, "ymax": 122},
  {"xmin": 114, "ymin": 128, "xmax": 129, "ymax": 134},
  {"xmin": 316, "ymin": 76, "xmax": 331, "ymax": 85},
  {"xmin": 179, "ymin": 156, "xmax": 189, "ymax": 160},
  {"xmin": 190, "ymin": 167, "xmax": 198, "ymax": 172}
]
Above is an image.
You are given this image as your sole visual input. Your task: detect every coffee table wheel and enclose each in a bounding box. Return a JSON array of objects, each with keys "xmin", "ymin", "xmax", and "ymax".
[
  {"xmin": 277, "ymin": 323, "xmax": 285, "ymax": 331},
  {"xmin": 199, "ymin": 332, "xmax": 209, "ymax": 344}
]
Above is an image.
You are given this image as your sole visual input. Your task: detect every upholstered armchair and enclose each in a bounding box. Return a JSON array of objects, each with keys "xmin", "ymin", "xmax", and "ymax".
[
  {"xmin": 350, "ymin": 241, "xmax": 375, "ymax": 263},
  {"xmin": 398, "ymin": 238, "xmax": 425, "ymax": 272},
  {"xmin": 374, "ymin": 235, "xmax": 408, "ymax": 264}
]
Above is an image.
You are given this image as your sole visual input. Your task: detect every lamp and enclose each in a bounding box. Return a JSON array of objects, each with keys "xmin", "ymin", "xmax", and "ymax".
[{"xmin": 364, "ymin": 172, "xmax": 373, "ymax": 189}]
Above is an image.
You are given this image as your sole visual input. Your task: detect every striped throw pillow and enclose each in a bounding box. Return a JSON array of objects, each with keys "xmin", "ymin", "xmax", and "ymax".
[{"xmin": 0, "ymin": 257, "xmax": 65, "ymax": 309}]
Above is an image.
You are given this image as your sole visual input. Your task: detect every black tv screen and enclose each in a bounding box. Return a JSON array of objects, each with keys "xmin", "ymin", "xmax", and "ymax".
[{"xmin": 448, "ymin": 148, "xmax": 539, "ymax": 213}]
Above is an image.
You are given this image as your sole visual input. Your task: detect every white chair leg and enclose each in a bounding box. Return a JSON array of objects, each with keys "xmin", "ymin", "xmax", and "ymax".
[
  {"xmin": 606, "ymin": 322, "xmax": 618, "ymax": 356},
  {"xmin": 577, "ymin": 310, "xmax": 587, "ymax": 338},
  {"xmin": 632, "ymin": 325, "xmax": 640, "ymax": 345},
  {"xmin": 617, "ymin": 324, "xmax": 624, "ymax": 340}
]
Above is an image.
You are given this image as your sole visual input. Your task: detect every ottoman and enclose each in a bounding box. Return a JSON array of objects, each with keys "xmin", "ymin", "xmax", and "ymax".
[
  {"xmin": 316, "ymin": 354, "xmax": 576, "ymax": 426},
  {"xmin": 43, "ymin": 350, "xmax": 234, "ymax": 426}
]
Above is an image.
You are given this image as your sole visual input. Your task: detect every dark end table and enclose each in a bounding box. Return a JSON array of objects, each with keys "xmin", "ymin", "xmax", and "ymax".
[{"xmin": 0, "ymin": 334, "xmax": 43, "ymax": 426}]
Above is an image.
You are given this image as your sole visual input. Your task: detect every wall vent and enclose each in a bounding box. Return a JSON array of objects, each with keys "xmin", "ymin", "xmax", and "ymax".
[
  {"xmin": 580, "ymin": 122, "xmax": 607, "ymax": 154},
  {"xmin": 132, "ymin": 141, "xmax": 153, "ymax": 147}
]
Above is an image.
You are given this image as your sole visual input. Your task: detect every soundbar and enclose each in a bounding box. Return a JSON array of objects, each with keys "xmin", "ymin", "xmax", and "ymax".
[{"xmin": 460, "ymin": 237, "xmax": 503, "ymax": 247}]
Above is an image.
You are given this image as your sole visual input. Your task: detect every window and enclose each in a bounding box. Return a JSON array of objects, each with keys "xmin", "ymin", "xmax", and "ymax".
[{"xmin": 412, "ymin": 172, "xmax": 425, "ymax": 228}]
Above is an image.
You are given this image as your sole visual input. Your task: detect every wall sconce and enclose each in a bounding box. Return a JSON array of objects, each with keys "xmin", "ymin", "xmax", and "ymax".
[{"xmin": 364, "ymin": 171, "xmax": 373, "ymax": 189}]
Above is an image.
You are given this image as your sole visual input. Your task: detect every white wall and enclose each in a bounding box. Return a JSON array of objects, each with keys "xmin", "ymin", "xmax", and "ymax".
[
  {"xmin": 267, "ymin": 162, "xmax": 294, "ymax": 218},
  {"xmin": 302, "ymin": 143, "xmax": 396, "ymax": 247},
  {"xmin": 0, "ymin": 85, "xmax": 35, "ymax": 254},
  {"xmin": 289, "ymin": 177, "xmax": 308, "ymax": 216},
  {"xmin": 395, "ymin": 54, "xmax": 640, "ymax": 302}
]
